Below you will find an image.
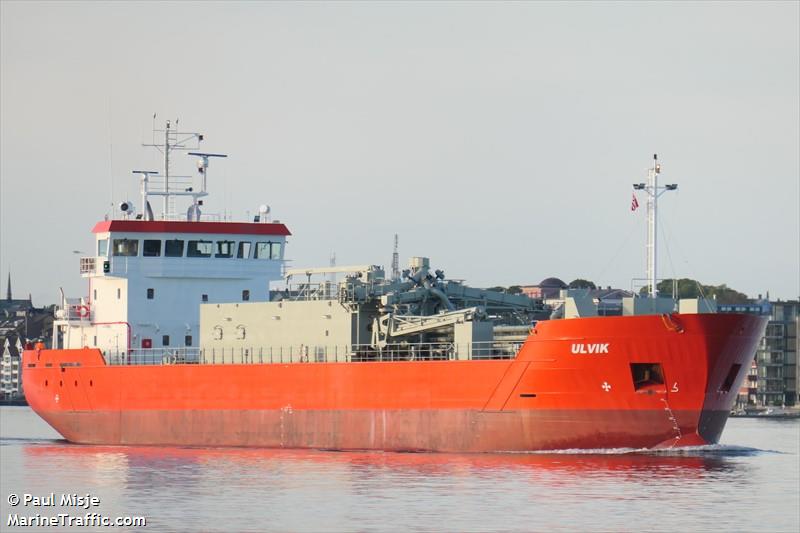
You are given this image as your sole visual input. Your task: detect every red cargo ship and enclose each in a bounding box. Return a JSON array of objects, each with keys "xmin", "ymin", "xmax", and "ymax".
[
  {"xmin": 21, "ymin": 125, "xmax": 767, "ymax": 451},
  {"xmin": 23, "ymin": 312, "xmax": 765, "ymax": 451}
]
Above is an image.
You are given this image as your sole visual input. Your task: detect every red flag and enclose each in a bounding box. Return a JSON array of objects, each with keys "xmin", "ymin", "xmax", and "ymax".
[{"xmin": 631, "ymin": 193, "xmax": 639, "ymax": 212}]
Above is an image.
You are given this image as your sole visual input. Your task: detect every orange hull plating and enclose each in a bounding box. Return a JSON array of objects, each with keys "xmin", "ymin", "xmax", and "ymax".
[{"xmin": 22, "ymin": 313, "xmax": 766, "ymax": 452}]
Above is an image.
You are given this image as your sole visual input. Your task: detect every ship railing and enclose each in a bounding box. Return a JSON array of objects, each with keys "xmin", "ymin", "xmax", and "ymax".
[
  {"xmin": 103, "ymin": 347, "xmax": 203, "ymax": 366},
  {"xmin": 79, "ymin": 257, "xmax": 96, "ymax": 275},
  {"xmin": 283, "ymin": 282, "xmax": 339, "ymax": 301},
  {"xmin": 64, "ymin": 303, "xmax": 92, "ymax": 322},
  {"xmin": 100, "ymin": 341, "xmax": 523, "ymax": 366},
  {"xmin": 157, "ymin": 212, "xmax": 225, "ymax": 222}
]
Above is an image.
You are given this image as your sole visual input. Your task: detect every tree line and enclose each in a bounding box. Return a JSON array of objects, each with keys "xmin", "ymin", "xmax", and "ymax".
[{"xmin": 486, "ymin": 278, "xmax": 751, "ymax": 304}]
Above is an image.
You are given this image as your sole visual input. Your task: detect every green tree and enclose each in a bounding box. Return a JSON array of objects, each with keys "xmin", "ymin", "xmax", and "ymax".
[
  {"xmin": 638, "ymin": 278, "xmax": 749, "ymax": 304},
  {"xmin": 568, "ymin": 279, "xmax": 597, "ymax": 290}
]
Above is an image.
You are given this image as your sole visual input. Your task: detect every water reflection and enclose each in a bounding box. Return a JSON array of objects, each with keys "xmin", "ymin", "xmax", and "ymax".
[
  {"xmin": 3, "ymin": 437, "xmax": 789, "ymax": 533},
  {"xmin": 4, "ymin": 410, "xmax": 796, "ymax": 533},
  {"xmin": 22, "ymin": 440, "xmax": 740, "ymax": 481}
]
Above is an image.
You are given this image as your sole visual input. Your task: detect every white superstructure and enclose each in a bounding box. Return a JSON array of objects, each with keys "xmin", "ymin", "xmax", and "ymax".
[{"xmin": 52, "ymin": 121, "xmax": 289, "ymax": 358}]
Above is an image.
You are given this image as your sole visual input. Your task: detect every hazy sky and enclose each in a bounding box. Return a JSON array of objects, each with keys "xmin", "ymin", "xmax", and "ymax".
[{"xmin": 1, "ymin": 1, "xmax": 798, "ymax": 305}]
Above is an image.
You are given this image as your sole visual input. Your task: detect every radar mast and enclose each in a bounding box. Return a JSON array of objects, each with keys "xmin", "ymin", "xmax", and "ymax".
[
  {"xmin": 633, "ymin": 154, "xmax": 678, "ymax": 297},
  {"xmin": 137, "ymin": 118, "xmax": 226, "ymax": 220}
]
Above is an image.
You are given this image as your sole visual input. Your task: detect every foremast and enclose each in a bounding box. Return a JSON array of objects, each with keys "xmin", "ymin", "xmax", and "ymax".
[{"xmin": 633, "ymin": 154, "xmax": 678, "ymax": 297}]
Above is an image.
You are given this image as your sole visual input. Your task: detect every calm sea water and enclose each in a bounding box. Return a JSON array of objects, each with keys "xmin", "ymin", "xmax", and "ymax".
[{"xmin": 1, "ymin": 407, "xmax": 798, "ymax": 533}]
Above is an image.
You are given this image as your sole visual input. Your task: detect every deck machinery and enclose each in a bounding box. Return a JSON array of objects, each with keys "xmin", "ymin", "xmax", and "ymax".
[{"xmin": 199, "ymin": 257, "xmax": 548, "ymax": 363}]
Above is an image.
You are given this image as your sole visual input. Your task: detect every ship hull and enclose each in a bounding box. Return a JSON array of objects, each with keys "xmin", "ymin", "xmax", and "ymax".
[
  {"xmin": 23, "ymin": 313, "xmax": 766, "ymax": 452},
  {"xmin": 31, "ymin": 408, "xmax": 710, "ymax": 451}
]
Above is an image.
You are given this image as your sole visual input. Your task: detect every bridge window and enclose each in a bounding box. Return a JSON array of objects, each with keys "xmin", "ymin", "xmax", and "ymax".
[
  {"xmin": 255, "ymin": 241, "xmax": 282, "ymax": 260},
  {"xmin": 187, "ymin": 240, "xmax": 213, "ymax": 257},
  {"xmin": 237, "ymin": 241, "xmax": 251, "ymax": 259},
  {"xmin": 162, "ymin": 335, "xmax": 170, "ymax": 347},
  {"xmin": 165, "ymin": 239, "xmax": 184, "ymax": 257},
  {"xmin": 147, "ymin": 288, "xmax": 155, "ymax": 299},
  {"xmin": 215, "ymin": 240, "xmax": 235, "ymax": 258},
  {"xmin": 201, "ymin": 294, "xmax": 208, "ymax": 302},
  {"xmin": 143, "ymin": 240, "xmax": 162, "ymax": 257},
  {"xmin": 255, "ymin": 242, "xmax": 271, "ymax": 259},
  {"xmin": 242, "ymin": 290, "xmax": 250, "ymax": 301},
  {"xmin": 185, "ymin": 335, "xmax": 192, "ymax": 347},
  {"xmin": 97, "ymin": 239, "xmax": 108, "ymax": 257},
  {"xmin": 112, "ymin": 239, "xmax": 139, "ymax": 256}
]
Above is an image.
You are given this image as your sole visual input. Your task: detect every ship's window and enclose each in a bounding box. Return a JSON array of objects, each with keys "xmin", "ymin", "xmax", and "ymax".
[
  {"xmin": 255, "ymin": 242, "xmax": 271, "ymax": 260},
  {"xmin": 147, "ymin": 288, "xmax": 155, "ymax": 300},
  {"xmin": 162, "ymin": 335, "xmax": 170, "ymax": 347},
  {"xmin": 97, "ymin": 239, "xmax": 108, "ymax": 257},
  {"xmin": 117, "ymin": 288, "xmax": 121, "ymax": 299},
  {"xmin": 202, "ymin": 294, "xmax": 208, "ymax": 302},
  {"xmin": 242, "ymin": 290, "xmax": 250, "ymax": 301},
  {"xmin": 719, "ymin": 364, "xmax": 742, "ymax": 393},
  {"xmin": 93, "ymin": 289, "xmax": 97, "ymax": 301},
  {"xmin": 185, "ymin": 335, "xmax": 192, "ymax": 347},
  {"xmin": 237, "ymin": 241, "xmax": 251, "ymax": 259},
  {"xmin": 143, "ymin": 239, "xmax": 162, "ymax": 257},
  {"xmin": 93, "ymin": 336, "xmax": 97, "ymax": 345},
  {"xmin": 253, "ymin": 241, "xmax": 282, "ymax": 260},
  {"xmin": 215, "ymin": 240, "xmax": 235, "ymax": 258},
  {"xmin": 112, "ymin": 238, "xmax": 139, "ymax": 256},
  {"xmin": 165, "ymin": 239, "xmax": 184, "ymax": 257},
  {"xmin": 270, "ymin": 242, "xmax": 282, "ymax": 260},
  {"xmin": 630, "ymin": 363, "xmax": 665, "ymax": 391},
  {"xmin": 188, "ymin": 240, "xmax": 213, "ymax": 257}
]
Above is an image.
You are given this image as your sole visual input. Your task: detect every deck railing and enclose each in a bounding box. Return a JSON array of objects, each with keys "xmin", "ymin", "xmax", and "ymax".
[{"xmin": 100, "ymin": 341, "xmax": 524, "ymax": 366}]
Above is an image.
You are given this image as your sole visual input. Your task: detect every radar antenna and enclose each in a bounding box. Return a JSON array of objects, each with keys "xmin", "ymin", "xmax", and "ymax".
[
  {"xmin": 187, "ymin": 152, "xmax": 228, "ymax": 221},
  {"xmin": 132, "ymin": 170, "xmax": 159, "ymax": 221}
]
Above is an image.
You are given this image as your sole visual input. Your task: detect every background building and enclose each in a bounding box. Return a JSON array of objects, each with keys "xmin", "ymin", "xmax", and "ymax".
[
  {"xmin": 758, "ymin": 300, "xmax": 799, "ymax": 406},
  {"xmin": 520, "ymin": 277, "xmax": 568, "ymax": 300},
  {"xmin": 0, "ymin": 275, "xmax": 55, "ymax": 400},
  {"xmin": 1, "ymin": 339, "xmax": 23, "ymax": 399}
]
